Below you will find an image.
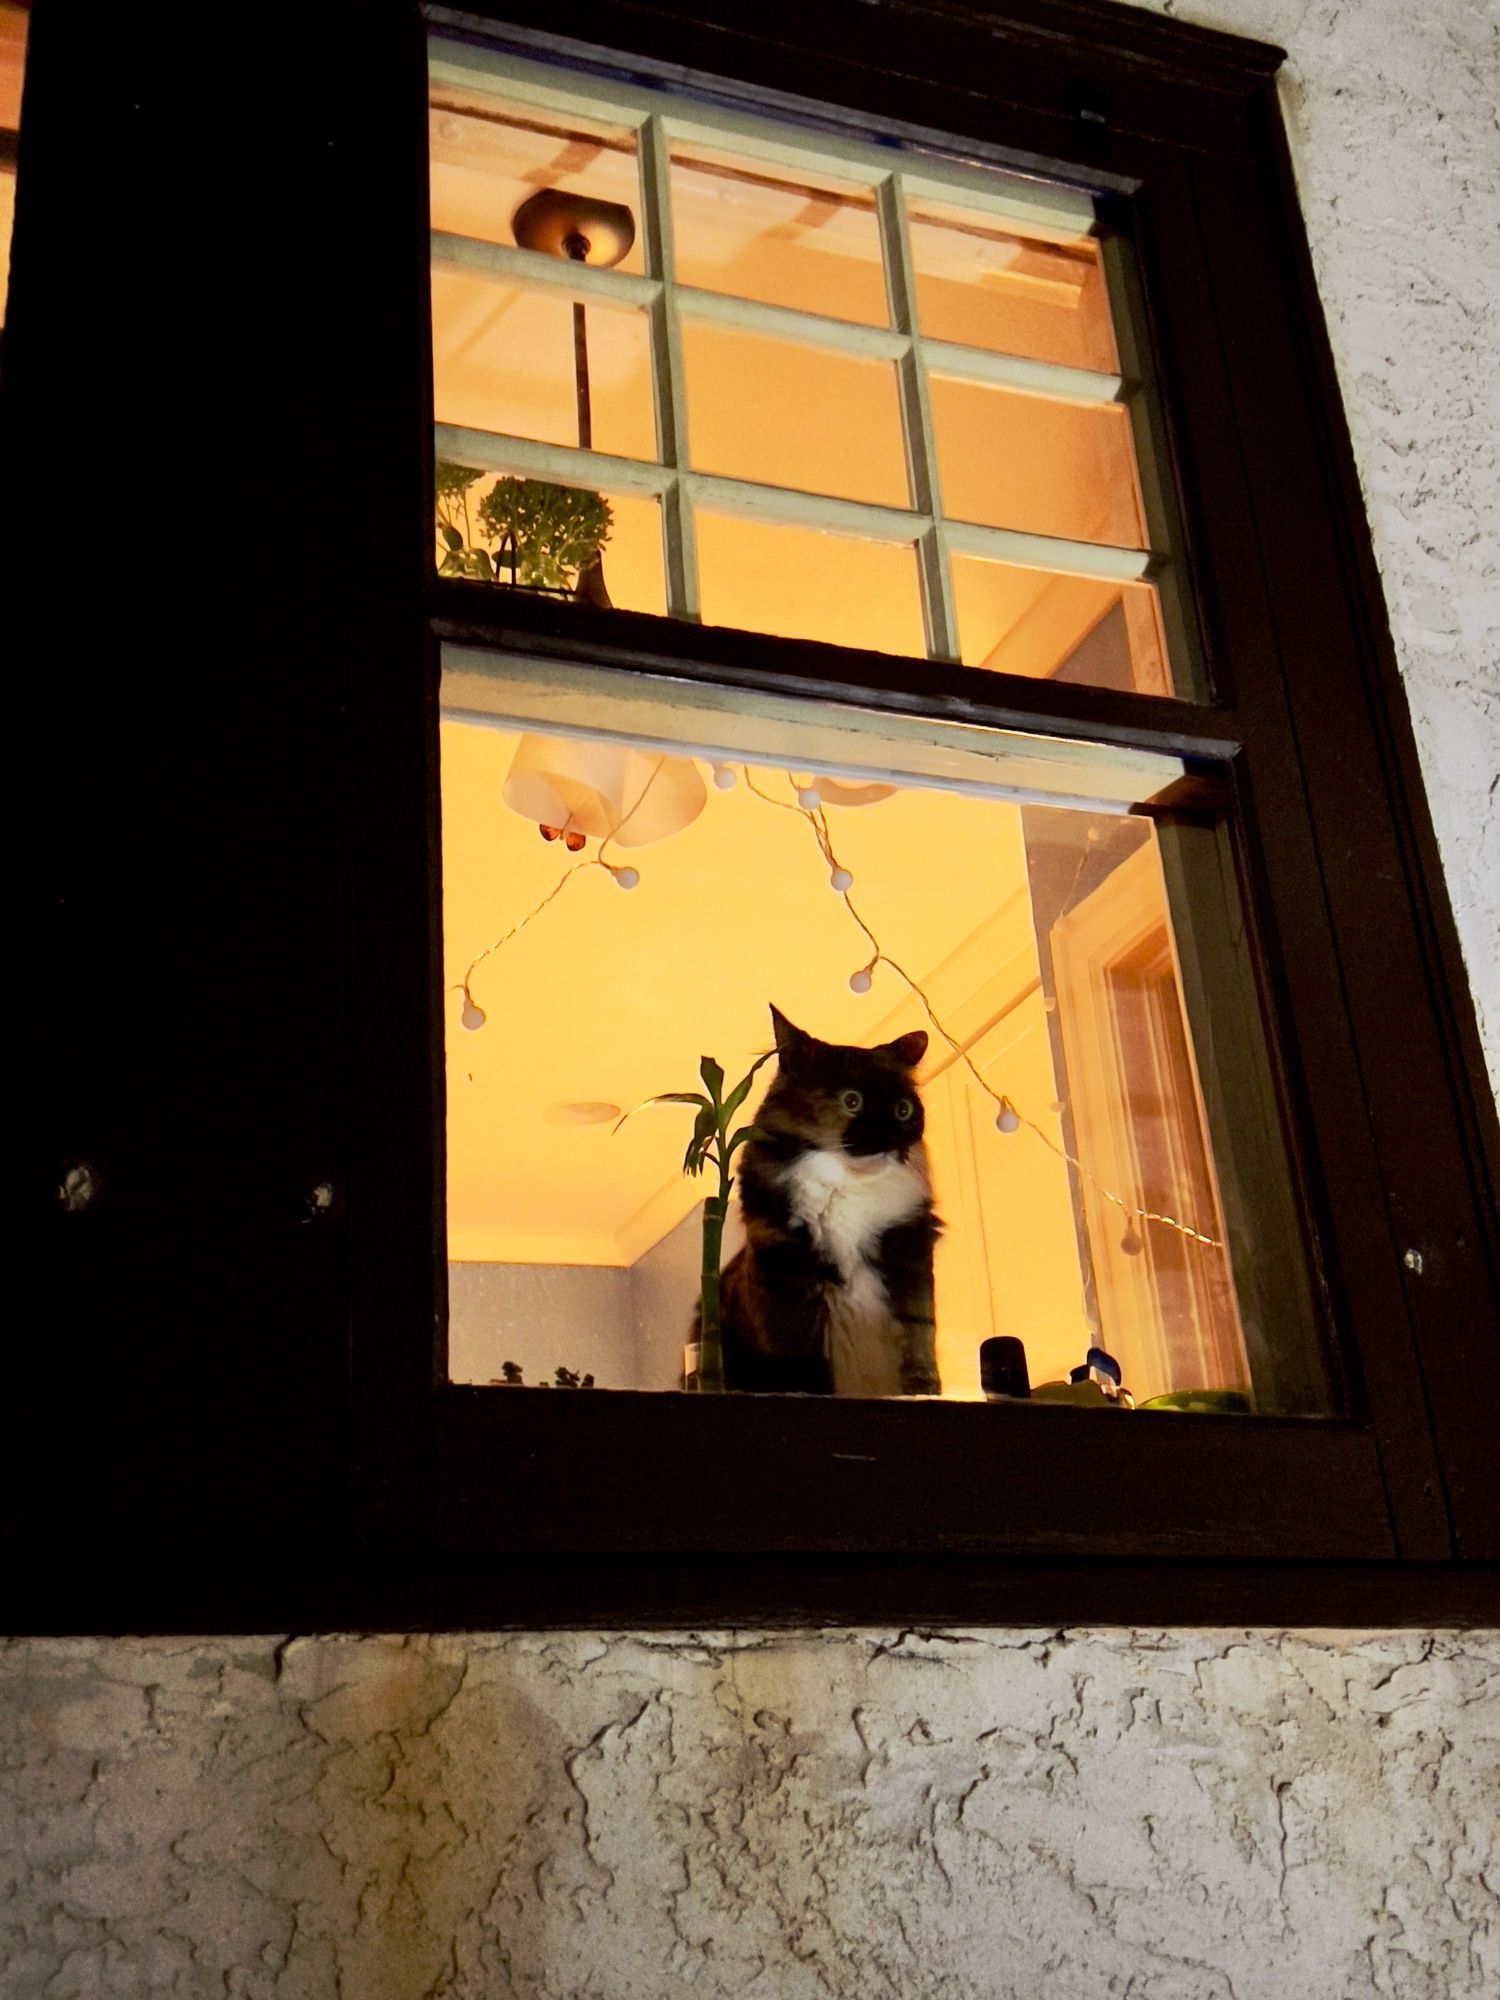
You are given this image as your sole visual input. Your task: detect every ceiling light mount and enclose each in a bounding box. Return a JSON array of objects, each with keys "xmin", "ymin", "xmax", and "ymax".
[{"xmin": 511, "ymin": 189, "xmax": 636, "ymax": 268}]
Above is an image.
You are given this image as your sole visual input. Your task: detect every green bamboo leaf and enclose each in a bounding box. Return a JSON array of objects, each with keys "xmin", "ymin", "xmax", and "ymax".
[
  {"xmin": 612, "ymin": 1091, "xmax": 711, "ymax": 1134},
  {"xmin": 721, "ymin": 1049, "xmax": 775, "ymax": 1126},
  {"xmin": 726, "ymin": 1124, "xmax": 761, "ymax": 1162},
  {"xmin": 682, "ymin": 1103, "xmax": 716, "ymax": 1175},
  {"xmin": 699, "ymin": 1055, "xmax": 725, "ymax": 1106}
]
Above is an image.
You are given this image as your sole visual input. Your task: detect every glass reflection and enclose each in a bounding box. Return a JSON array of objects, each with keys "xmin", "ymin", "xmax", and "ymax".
[
  {"xmin": 431, "ymin": 277, "xmax": 657, "ymax": 464},
  {"xmin": 683, "ymin": 321, "xmax": 909, "ymax": 507},
  {"xmin": 671, "ymin": 146, "xmax": 887, "ymax": 326},
  {"xmin": 908, "ymin": 198, "xmax": 1118, "ymax": 374},
  {"xmin": 931, "ymin": 375, "xmax": 1146, "ymax": 548},
  {"xmin": 428, "ymin": 88, "xmax": 645, "ymax": 273},
  {"xmin": 953, "ymin": 554, "xmax": 1171, "ymax": 696},
  {"xmin": 695, "ymin": 511, "xmax": 924, "ymax": 656}
]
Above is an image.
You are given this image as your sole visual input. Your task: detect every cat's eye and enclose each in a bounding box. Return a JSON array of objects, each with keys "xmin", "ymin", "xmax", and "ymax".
[
  {"xmin": 840, "ymin": 1090, "xmax": 863, "ymax": 1115},
  {"xmin": 894, "ymin": 1098, "xmax": 914, "ymax": 1121}
]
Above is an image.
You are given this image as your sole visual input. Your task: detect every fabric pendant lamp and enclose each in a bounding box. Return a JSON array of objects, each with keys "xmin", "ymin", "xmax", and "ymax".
[{"xmin": 502, "ymin": 736, "xmax": 708, "ymax": 849}]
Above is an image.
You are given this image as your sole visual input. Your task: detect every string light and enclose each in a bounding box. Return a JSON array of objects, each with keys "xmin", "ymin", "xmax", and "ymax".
[
  {"xmin": 457, "ymin": 858, "xmax": 591, "ymax": 1026},
  {"xmin": 747, "ymin": 769, "xmax": 1223, "ymax": 1252},
  {"xmin": 455, "ymin": 746, "xmax": 1222, "ymax": 1254},
  {"xmin": 457, "ymin": 758, "xmax": 668, "ymax": 1023}
]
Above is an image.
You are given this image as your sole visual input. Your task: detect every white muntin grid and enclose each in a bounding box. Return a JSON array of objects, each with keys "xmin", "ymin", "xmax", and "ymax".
[{"xmin": 427, "ymin": 38, "xmax": 1173, "ymax": 675}]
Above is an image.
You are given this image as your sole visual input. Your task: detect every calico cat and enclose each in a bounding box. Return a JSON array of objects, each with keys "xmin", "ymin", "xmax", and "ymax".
[{"xmin": 717, "ymin": 1005, "xmax": 941, "ymax": 1397}]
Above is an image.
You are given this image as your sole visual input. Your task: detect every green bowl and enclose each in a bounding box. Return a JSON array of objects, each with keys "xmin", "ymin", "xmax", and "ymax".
[{"xmin": 1137, "ymin": 1390, "xmax": 1255, "ymax": 1415}]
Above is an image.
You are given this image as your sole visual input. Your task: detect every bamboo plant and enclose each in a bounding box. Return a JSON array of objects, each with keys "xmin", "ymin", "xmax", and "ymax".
[{"xmin": 619, "ymin": 1051, "xmax": 773, "ymax": 1392}]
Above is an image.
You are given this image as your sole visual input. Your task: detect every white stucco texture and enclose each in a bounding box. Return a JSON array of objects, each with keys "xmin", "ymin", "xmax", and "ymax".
[
  {"xmin": 2, "ymin": 1628, "xmax": 1499, "ymax": 1998},
  {"xmin": 1146, "ymin": 0, "xmax": 1499, "ymax": 1088}
]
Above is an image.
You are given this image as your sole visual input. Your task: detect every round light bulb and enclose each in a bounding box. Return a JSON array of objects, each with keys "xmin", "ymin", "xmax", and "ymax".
[
  {"xmin": 995, "ymin": 1104, "xmax": 1020, "ymax": 1134},
  {"xmin": 830, "ymin": 866, "xmax": 853, "ymax": 893},
  {"xmin": 797, "ymin": 785, "xmax": 822, "ymax": 811},
  {"xmin": 712, "ymin": 764, "xmax": 737, "ymax": 790},
  {"xmin": 849, "ymin": 968, "xmax": 873, "ymax": 994},
  {"xmin": 460, "ymin": 998, "xmax": 486, "ymax": 1032},
  {"xmin": 612, "ymin": 865, "xmax": 640, "ymax": 890},
  {"xmin": 1120, "ymin": 1229, "xmax": 1144, "ymax": 1257}
]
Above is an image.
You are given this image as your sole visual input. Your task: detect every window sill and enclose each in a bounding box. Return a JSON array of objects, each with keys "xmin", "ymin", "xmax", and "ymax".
[{"xmin": 432, "ymin": 1382, "xmax": 1394, "ymax": 1563}]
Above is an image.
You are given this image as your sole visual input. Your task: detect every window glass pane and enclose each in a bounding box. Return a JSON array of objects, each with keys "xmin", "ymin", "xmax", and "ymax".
[
  {"xmin": 435, "ymin": 470, "xmax": 664, "ymax": 616},
  {"xmin": 670, "ymin": 146, "xmax": 887, "ymax": 326},
  {"xmin": 428, "ymin": 87, "xmax": 645, "ymax": 275},
  {"xmin": 0, "ymin": 0, "xmax": 27, "ymax": 328},
  {"xmin": 0, "ymin": 168, "xmax": 14, "ymax": 324},
  {"xmin": 683, "ymin": 321, "xmax": 909, "ymax": 507},
  {"xmin": 431, "ymin": 275, "xmax": 656, "ymax": 463},
  {"xmin": 931, "ymin": 375, "xmax": 1146, "ymax": 548},
  {"xmin": 908, "ymin": 198, "xmax": 1118, "ymax": 374},
  {"xmin": 952, "ymin": 554, "xmax": 1171, "ymax": 696},
  {"xmin": 695, "ymin": 511, "xmax": 924, "ymax": 657},
  {"xmin": 0, "ymin": 1, "xmax": 23, "ymax": 126},
  {"xmin": 441, "ymin": 664, "xmax": 1331, "ymax": 1413}
]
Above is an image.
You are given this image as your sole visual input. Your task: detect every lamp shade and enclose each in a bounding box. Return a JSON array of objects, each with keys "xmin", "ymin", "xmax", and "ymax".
[
  {"xmin": 511, "ymin": 189, "xmax": 637, "ymax": 267},
  {"xmin": 502, "ymin": 736, "xmax": 707, "ymax": 849}
]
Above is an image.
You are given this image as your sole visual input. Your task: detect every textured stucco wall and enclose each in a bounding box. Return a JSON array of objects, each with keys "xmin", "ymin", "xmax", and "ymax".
[
  {"xmin": 1150, "ymin": 0, "xmax": 1500, "ymax": 1091},
  {"xmin": 6, "ymin": 2, "xmax": 1499, "ymax": 1995},
  {"xmin": 3, "ymin": 1629, "xmax": 1500, "ymax": 1997}
]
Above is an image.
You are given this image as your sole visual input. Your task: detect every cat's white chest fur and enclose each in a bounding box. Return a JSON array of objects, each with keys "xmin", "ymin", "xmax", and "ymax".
[{"xmin": 781, "ymin": 1147, "xmax": 930, "ymax": 1397}]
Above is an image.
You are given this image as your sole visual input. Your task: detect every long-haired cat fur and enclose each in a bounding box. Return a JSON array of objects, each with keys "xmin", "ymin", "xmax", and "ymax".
[{"xmin": 716, "ymin": 1005, "xmax": 941, "ymax": 1396}]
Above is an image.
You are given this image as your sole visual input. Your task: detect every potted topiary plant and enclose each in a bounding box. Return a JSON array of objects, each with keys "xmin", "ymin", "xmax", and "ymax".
[{"xmin": 434, "ymin": 462, "xmax": 612, "ymax": 600}]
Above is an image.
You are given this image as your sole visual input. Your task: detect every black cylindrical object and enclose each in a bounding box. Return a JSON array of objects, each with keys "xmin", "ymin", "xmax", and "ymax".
[{"xmin": 980, "ymin": 1336, "xmax": 1031, "ymax": 1400}]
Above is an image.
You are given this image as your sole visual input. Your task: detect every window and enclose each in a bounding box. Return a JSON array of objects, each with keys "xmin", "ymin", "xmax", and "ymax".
[
  {"xmin": 430, "ymin": 40, "xmax": 1328, "ymax": 1422},
  {"xmin": 426, "ymin": 40, "xmax": 1187, "ymax": 695},
  {"xmin": 11, "ymin": 0, "xmax": 1497, "ymax": 1629},
  {"xmin": 373, "ymin": 0, "xmax": 1500, "ymax": 1604}
]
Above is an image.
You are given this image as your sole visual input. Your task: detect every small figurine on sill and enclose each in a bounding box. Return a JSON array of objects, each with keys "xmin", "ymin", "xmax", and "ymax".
[
  {"xmin": 488, "ymin": 1361, "xmax": 596, "ymax": 1388},
  {"xmin": 1031, "ymin": 1343, "xmax": 1133, "ymax": 1408},
  {"xmin": 979, "ymin": 1335, "xmax": 1031, "ymax": 1400}
]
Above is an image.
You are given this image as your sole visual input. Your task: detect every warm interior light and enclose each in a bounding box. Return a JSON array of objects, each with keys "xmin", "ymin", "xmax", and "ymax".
[
  {"xmin": 443, "ymin": 721, "xmax": 1248, "ymax": 1404},
  {"xmin": 512, "ymin": 188, "xmax": 637, "ymax": 267},
  {"xmin": 502, "ymin": 735, "xmax": 707, "ymax": 849}
]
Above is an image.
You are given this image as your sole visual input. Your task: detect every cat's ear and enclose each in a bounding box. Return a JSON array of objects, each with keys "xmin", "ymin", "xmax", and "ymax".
[
  {"xmin": 769, "ymin": 1004, "xmax": 812, "ymax": 1070},
  {"xmin": 881, "ymin": 1028, "xmax": 928, "ymax": 1068}
]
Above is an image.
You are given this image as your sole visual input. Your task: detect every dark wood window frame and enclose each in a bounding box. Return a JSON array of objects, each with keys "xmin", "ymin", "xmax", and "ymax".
[{"xmin": 10, "ymin": 0, "xmax": 1500, "ymax": 1632}]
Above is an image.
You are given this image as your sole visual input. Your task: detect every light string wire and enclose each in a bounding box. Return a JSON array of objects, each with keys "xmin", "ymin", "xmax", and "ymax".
[
  {"xmin": 455, "ymin": 750, "xmax": 1220, "ymax": 1251},
  {"xmin": 458, "ymin": 756, "xmax": 669, "ymax": 1014},
  {"xmin": 746, "ymin": 769, "xmax": 1222, "ymax": 1251}
]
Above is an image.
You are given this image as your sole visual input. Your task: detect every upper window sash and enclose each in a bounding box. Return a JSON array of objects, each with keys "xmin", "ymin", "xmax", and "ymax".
[{"xmin": 428, "ymin": 36, "xmax": 1187, "ymax": 690}]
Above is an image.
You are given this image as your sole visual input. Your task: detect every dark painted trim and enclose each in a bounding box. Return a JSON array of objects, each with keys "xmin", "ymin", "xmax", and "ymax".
[
  {"xmin": 7, "ymin": 0, "xmax": 1497, "ymax": 1634},
  {"xmin": 12, "ymin": 1556, "xmax": 1500, "ymax": 1637}
]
